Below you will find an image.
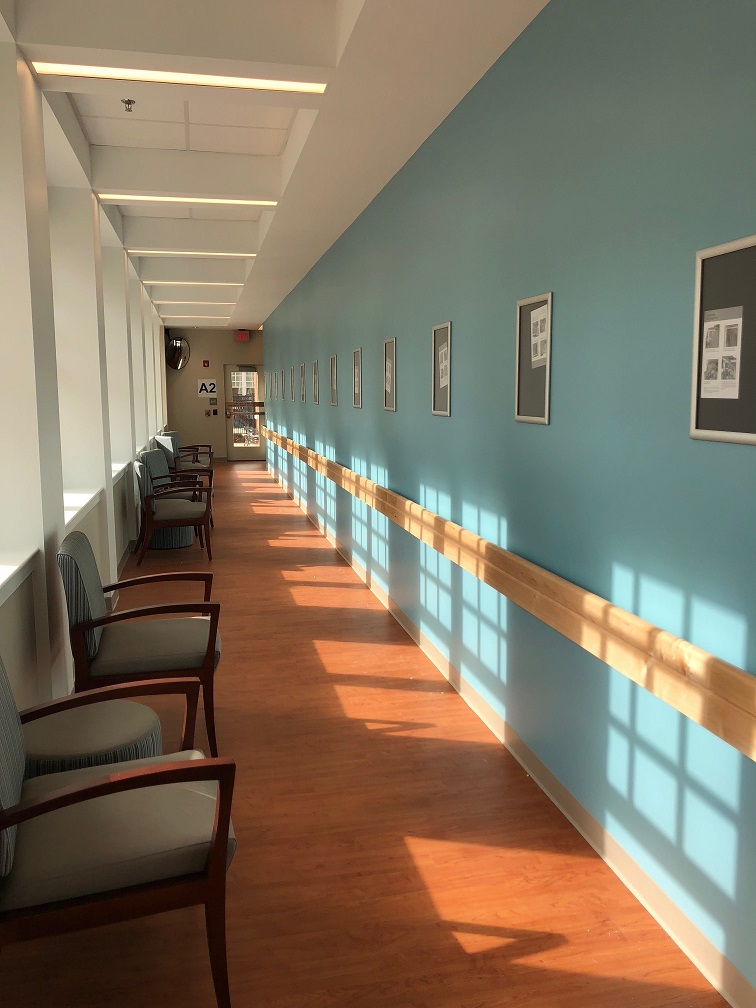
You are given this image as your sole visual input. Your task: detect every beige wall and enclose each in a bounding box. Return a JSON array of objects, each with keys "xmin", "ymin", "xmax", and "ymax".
[{"xmin": 165, "ymin": 327, "xmax": 264, "ymax": 458}]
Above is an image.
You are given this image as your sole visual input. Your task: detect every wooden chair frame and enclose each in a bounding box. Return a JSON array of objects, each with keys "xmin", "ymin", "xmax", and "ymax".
[
  {"xmin": 66, "ymin": 571, "xmax": 222, "ymax": 757},
  {"xmin": 20, "ymin": 676, "xmax": 201, "ymax": 753},
  {"xmin": 0, "ymin": 756, "xmax": 236, "ymax": 1008},
  {"xmin": 136, "ymin": 483, "xmax": 213, "ymax": 566}
]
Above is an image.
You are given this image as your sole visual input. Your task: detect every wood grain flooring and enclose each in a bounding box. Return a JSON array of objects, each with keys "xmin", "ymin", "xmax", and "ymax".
[{"xmin": 2, "ymin": 462, "xmax": 728, "ymax": 1007}]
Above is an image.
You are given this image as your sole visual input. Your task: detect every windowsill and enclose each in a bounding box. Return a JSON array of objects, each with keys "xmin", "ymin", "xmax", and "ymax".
[
  {"xmin": 64, "ymin": 489, "xmax": 103, "ymax": 531},
  {"xmin": 111, "ymin": 461, "xmax": 130, "ymax": 481},
  {"xmin": 0, "ymin": 548, "xmax": 38, "ymax": 608}
]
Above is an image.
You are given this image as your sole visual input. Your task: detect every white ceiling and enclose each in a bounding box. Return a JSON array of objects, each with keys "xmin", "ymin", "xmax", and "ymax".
[{"xmin": 15, "ymin": 0, "xmax": 550, "ymax": 330}]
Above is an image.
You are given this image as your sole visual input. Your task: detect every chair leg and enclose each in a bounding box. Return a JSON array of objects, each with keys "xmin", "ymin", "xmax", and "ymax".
[
  {"xmin": 135, "ymin": 518, "xmax": 151, "ymax": 566},
  {"xmin": 204, "ymin": 518, "xmax": 213, "ymax": 561},
  {"xmin": 198, "ymin": 525, "xmax": 205, "ymax": 549},
  {"xmin": 203, "ymin": 675, "xmax": 218, "ymax": 757},
  {"xmin": 205, "ymin": 889, "xmax": 231, "ymax": 1008}
]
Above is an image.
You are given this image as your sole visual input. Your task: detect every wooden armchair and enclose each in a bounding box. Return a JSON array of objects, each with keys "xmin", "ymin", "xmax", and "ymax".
[
  {"xmin": 135, "ymin": 451, "xmax": 213, "ymax": 562},
  {"xmin": 57, "ymin": 531, "xmax": 222, "ymax": 756},
  {"xmin": 0, "ymin": 659, "xmax": 235, "ymax": 1007}
]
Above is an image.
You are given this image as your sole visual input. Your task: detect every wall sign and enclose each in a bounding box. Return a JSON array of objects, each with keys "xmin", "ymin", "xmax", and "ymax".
[
  {"xmin": 202, "ymin": 359, "xmax": 210, "ymax": 367},
  {"xmin": 198, "ymin": 379, "xmax": 218, "ymax": 396},
  {"xmin": 690, "ymin": 234, "xmax": 756, "ymax": 444}
]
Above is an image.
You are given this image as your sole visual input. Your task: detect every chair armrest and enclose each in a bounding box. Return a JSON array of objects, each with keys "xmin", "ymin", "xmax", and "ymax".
[
  {"xmin": 103, "ymin": 571, "xmax": 213, "ymax": 601},
  {"xmin": 152, "ymin": 474, "xmax": 200, "ymax": 487},
  {"xmin": 179, "ymin": 444, "xmax": 213, "ymax": 452},
  {"xmin": 76, "ymin": 601, "xmax": 219, "ymax": 628},
  {"xmin": 19, "ymin": 677, "xmax": 201, "ymax": 751},
  {"xmin": 147, "ymin": 487, "xmax": 211, "ymax": 500},
  {"xmin": 0, "ymin": 759, "xmax": 236, "ymax": 879}
]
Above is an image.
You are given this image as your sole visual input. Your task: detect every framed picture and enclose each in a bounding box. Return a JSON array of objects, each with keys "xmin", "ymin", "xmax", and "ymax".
[
  {"xmin": 290, "ymin": 366, "xmax": 294, "ymax": 401},
  {"xmin": 280, "ymin": 369, "xmax": 285, "ymax": 400},
  {"xmin": 384, "ymin": 338, "xmax": 396, "ymax": 411},
  {"xmin": 300, "ymin": 363, "xmax": 306, "ymax": 403},
  {"xmin": 313, "ymin": 360, "xmax": 319, "ymax": 404},
  {"xmin": 431, "ymin": 322, "xmax": 451, "ymax": 416},
  {"xmin": 515, "ymin": 292, "xmax": 552, "ymax": 424},
  {"xmin": 353, "ymin": 348, "xmax": 362, "ymax": 408},
  {"xmin": 330, "ymin": 355, "xmax": 338, "ymax": 406},
  {"xmin": 690, "ymin": 234, "xmax": 756, "ymax": 444}
]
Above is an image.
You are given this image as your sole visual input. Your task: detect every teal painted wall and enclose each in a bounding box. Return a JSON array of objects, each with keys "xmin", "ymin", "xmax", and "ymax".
[{"xmin": 264, "ymin": 0, "xmax": 756, "ymax": 983}]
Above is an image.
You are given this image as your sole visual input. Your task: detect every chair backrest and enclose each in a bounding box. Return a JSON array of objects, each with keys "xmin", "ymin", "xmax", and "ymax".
[
  {"xmin": 154, "ymin": 434, "xmax": 176, "ymax": 468},
  {"xmin": 142, "ymin": 447, "xmax": 170, "ymax": 481},
  {"xmin": 0, "ymin": 655, "xmax": 26, "ymax": 877},
  {"xmin": 163, "ymin": 431, "xmax": 181, "ymax": 457},
  {"xmin": 56, "ymin": 531, "xmax": 108, "ymax": 660}
]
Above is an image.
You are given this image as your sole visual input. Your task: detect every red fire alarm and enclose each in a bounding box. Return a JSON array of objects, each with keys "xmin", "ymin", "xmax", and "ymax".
[
  {"xmin": 235, "ymin": 329, "xmax": 249, "ymax": 343},
  {"xmin": 202, "ymin": 359, "xmax": 210, "ymax": 367}
]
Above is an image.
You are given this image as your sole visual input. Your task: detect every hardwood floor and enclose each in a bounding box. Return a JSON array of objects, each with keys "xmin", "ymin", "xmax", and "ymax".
[{"xmin": 3, "ymin": 462, "xmax": 728, "ymax": 1007}]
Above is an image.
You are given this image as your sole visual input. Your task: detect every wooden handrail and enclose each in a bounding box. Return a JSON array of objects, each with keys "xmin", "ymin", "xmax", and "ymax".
[{"xmin": 263, "ymin": 427, "xmax": 756, "ymax": 761}]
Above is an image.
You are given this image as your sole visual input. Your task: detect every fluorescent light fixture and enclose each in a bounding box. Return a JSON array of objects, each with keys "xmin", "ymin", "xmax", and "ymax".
[
  {"xmin": 32, "ymin": 62, "xmax": 326, "ymax": 95},
  {"xmin": 156, "ymin": 301, "xmax": 236, "ymax": 306},
  {"xmin": 161, "ymin": 315, "xmax": 230, "ymax": 320},
  {"xmin": 128, "ymin": 249, "xmax": 256, "ymax": 258},
  {"xmin": 144, "ymin": 281, "xmax": 244, "ymax": 287},
  {"xmin": 99, "ymin": 194, "xmax": 277, "ymax": 207}
]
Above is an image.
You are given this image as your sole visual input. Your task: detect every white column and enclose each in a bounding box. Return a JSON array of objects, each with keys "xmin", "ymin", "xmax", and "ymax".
[
  {"xmin": 102, "ymin": 244, "xmax": 133, "ymax": 465},
  {"xmin": 129, "ymin": 273, "xmax": 148, "ymax": 450},
  {"xmin": 0, "ymin": 46, "xmax": 67, "ymax": 696}
]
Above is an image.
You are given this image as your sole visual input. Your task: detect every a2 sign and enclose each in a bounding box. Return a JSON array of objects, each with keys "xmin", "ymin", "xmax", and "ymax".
[{"xmin": 198, "ymin": 380, "xmax": 218, "ymax": 396}]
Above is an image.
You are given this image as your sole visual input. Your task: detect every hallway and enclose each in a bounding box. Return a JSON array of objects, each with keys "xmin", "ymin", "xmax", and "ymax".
[{"xmin": 3, "ymin": 463, "xmax": 727, "ymax": 1007}]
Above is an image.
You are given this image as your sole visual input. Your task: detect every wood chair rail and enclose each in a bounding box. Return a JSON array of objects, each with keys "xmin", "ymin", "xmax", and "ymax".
[{"xmin": 264, "ymin": 427, "xmax": 756, "ymax": 762}]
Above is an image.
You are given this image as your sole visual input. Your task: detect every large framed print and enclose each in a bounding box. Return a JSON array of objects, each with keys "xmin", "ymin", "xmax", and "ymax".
[
  {"xmin": 690, "ymin": 234, "xmax": 756, "ymax": 444},
  {"xmin": 515, "ymin": 292, "xmax": 552, "ymax": 424},
  {"xmin": 300, "ymin": 363, "xmax": 306, "ymax": 403},
  {"xmin": 273, "ymin": 370, "xmax": 278, "ymax": 399},
  {"xmin": 280, "ymin": 369, "xmax": 285, "ymax": 400},
  {"xmin": 431, "ymin": 322, "xmax": 451, "ymax": 416},
  {"xmin": 384, "ymin": 338, "xmax": 396, "ymax": 411},
  {"xmin": 330, "ymin": 355, "xmax": 338, "ymax": 406},
  {"xmin": 289, "ymin": 366, "xmax": 295, "ymax": 401},
  {"xmin": 353, "ymin": 348, "xmax": 362, "ymax": 408},
  {"xmin": 313, "ymin": 360, "xmax": 319, "ymax": 404}
]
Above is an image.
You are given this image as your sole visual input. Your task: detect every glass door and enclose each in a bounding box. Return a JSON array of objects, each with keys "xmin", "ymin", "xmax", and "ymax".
[{"xmin": 224, "ymin": 364, "xmax": 265, "ymax": 461}]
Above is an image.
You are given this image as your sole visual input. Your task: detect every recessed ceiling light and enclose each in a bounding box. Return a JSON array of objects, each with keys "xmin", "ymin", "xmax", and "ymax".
[
  {"xmin": 32, "ymin": 62, "xmax": 327, "ymax": 95},
  {"xmin": 128, "ymin": 249, "xmax": 257, "ymax": 258},
  {"xmin": 144, "ymin": 281, "xmax": 244, "ymax": 287},
  {"xmin": 100, "ymin": 194, "xmax": 276, "ymax": 207}
]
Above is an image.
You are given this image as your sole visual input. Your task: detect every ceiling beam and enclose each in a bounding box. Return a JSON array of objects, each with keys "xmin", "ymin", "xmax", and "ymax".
[
  {"xmin": 123, "ymin": 217, "xmax": 260, "ymax": 255},
  {"xmin": 137, "ymin": 256, "xmax": 247, "ymax": 284},
  {"xmin": 92, "ymin": 145, "xmax": 281, "ymax": 202},
  {"xmin": 16, "ymin": 0, "xmax": 341, "ymax": 68}
]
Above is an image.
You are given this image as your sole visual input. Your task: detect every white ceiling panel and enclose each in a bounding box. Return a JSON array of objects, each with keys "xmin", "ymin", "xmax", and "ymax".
[
  {"xmin": 189, "ymin": 124, "xmax": 286, "ymax": 157},
  {"xmin": 188, "ymin": 96, "xmax": 293, "ymax": 130},
  {"xmin": 73, "ymin": 90, "xmax": 186, "ymax": 122},
  {"xmin": 85, "ymin": 117, "xmax": 186, "ymax": 150}
]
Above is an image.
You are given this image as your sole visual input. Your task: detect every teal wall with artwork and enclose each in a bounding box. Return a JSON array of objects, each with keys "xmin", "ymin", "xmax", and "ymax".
[{"xmin": 264, "ymin": 0, "xmax": 756, "ymax": 984}]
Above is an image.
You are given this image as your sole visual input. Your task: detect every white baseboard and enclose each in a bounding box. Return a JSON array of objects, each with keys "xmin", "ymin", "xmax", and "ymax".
[{"xmin": 279, "ymin": 478, "xmax": 754, "ymax": 1008}]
